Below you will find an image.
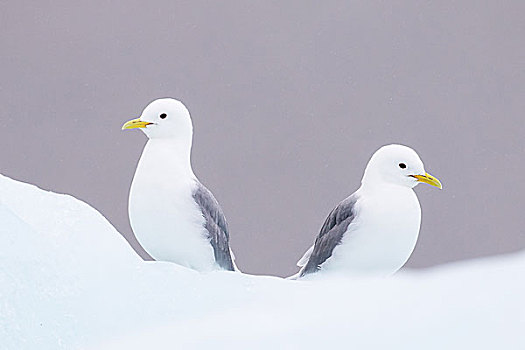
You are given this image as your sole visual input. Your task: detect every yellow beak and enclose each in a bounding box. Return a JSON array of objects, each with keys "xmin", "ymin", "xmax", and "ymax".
[
  {"xmin": 121, "ymin": 118, "xmax": 152, "ymax": 130},
  {"xmin": 412, "ymin": 173, "xmax": 443, "ymax": 189}
]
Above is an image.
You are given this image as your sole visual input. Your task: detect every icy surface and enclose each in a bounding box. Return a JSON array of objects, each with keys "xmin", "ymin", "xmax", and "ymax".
[{"xmin": 0, "ymin": 174, "xmax": 524, "ymax": 349}]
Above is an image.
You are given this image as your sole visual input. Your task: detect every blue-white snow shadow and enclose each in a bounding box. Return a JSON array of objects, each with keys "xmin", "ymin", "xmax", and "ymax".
[{"xmin": 0, "ymin": 174, "xmax": 523, "ymax": 349}]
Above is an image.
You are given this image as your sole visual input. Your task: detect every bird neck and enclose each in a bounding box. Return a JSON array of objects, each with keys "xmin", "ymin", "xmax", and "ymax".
[
  {"xmin": 360, "ymin": 171, "xmax": 382, "ymax": 190},
  {"xmin": 142, "ymin": 138, "xmax": 195, "ymax": 179},
  {"xmin": 359, "ymin": 179, "xmax": 413, "ymax": 197}
]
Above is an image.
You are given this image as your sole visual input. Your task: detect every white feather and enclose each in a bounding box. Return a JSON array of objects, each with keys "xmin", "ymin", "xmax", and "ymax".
[{"xmin": 129, "ymin": 139, "xmax": 217, "ymax": 271}]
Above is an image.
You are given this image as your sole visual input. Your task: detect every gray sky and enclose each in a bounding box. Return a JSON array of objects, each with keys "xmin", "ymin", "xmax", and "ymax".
[{"xmin": 1, "ymin": 1, "xmax": 524, "ymax": 277}]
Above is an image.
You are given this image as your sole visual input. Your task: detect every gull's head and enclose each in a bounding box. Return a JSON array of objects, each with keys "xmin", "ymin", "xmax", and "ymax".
[
  {"xmin": 362, "ymin": 144, "xmax": 442, "ymax": 189},
  {"xmin": 122, "ymin": 98, "xmax": 193, "ymax": 140}
]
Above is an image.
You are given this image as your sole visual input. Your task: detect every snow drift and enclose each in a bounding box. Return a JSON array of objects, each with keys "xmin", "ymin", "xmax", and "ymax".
[{"xmin": 0, "ymin": 174, "xmax": 523, "ymax": 349}]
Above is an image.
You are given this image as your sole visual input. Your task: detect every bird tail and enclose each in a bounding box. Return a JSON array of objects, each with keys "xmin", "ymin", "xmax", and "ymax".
[
  {"xmin": 230, "ymin": 248, "xmax": 240, "ymax": 272},
  {"xmin": 286, "ymin": 245, "xmax": 314, "ymax": 280},
  {"xmin": 296, "ymin": 245, "xmax": 314, "ymax": 267}
]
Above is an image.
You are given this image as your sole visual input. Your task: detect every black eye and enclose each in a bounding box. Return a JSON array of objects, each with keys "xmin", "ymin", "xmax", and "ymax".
[
  {"xmin": 159, "ymin": 113, "xmax": 167, "ymax": 119},
  {"xmin": 399, "ymin": 163, "xmax": 407, "ymax": 169}
]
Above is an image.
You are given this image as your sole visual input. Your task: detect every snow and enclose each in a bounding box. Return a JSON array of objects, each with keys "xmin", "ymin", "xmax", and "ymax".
[{"xmin": 0, "ymin": 174, "xmax": 524, "ymax": 350}]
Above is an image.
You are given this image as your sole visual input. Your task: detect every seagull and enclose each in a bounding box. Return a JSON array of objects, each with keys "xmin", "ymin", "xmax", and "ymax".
[
  {"xmin": 122, "ymin": 98, "xmax": 236, "ymax": 272},
  {"xmin": 292, "ymin": 144, "xmax": 442, "ymax": 279}
]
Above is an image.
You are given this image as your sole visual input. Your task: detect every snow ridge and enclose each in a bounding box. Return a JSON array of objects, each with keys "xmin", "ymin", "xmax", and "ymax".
[{"xmin": 0, "ymin": 174, "xmax": 523, "ymax": 349}]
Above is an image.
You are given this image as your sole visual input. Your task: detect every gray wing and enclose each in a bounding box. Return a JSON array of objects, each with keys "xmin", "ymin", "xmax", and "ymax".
[
  {"xmin": 300, "ymin": 194, "xmax": 358, "ymax": 277},
  {"xmin": 192, "ymin": 181, "xmax": 235, "ymax": 271}
]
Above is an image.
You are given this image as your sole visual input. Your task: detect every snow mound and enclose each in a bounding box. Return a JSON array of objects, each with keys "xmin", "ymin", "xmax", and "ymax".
[{"xmin": 0, "ymin": 174, "xmax": 523, "ymax": 350}]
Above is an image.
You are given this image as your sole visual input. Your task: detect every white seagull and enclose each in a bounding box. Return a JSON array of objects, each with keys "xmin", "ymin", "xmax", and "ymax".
[
  {"xmin": 293, "ymin": 144, "xmax": 442, "ymax": 278},
  {"xmin": 122, "ymin": 98, "xmax": 236, "ymax": 272}
]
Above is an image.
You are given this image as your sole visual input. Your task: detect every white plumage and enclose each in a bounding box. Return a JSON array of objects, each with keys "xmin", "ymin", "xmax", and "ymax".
[
  {"xmin": 295, "ymin": 144, "xmax": 441, "ymax": 278},
  {"xmin": 123, "ymin": 98, "xmax": 235, "ymax": 272},
  {"xmin": 129, "ymin": 139, "xmax": 216, "ymax": 271}
]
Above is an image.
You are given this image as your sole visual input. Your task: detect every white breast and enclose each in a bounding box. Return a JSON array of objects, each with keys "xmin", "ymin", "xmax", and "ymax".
[
  {"xmin": 128, "ymin": 140, "xmax": 217, "ymax": 271},
  {"xmin": 321, "ymin": 185, "xmax": 422, "ymax": 276}
]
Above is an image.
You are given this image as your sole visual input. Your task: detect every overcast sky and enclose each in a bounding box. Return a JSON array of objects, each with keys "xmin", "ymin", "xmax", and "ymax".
[{"xmin": 1, "ymin": 1, "xmax": 524, "ymax": 276}]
